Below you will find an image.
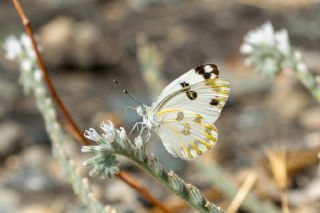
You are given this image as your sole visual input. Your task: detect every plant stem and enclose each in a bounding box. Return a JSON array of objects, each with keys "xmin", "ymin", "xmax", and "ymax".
[
  {"xmin": 289, "ymin": 55, "xmax": 320, "ymax": 103},
  {"xmin": 111, "ymin": 144, "xmax": 224, "ymax": 213},
  {"xmin": 227, "ymin": 172, "xmax": 257, "ymax": 213}
]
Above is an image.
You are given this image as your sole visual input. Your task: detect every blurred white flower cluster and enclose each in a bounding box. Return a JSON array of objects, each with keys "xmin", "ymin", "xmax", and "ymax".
[
  {"xmin": 240, "ymin": 22, "xmax": 320, "ymax": 102},
  {"xmin": 3, "ymin": 33, "xmax": 36, "ymax": 60},
  {"xmin": 240, "ymin": 22, "xmax": 291, "ymax": 76},
  {"xmin": 3, "ymin": 33, "xmax": 39, "ymax": 94}
]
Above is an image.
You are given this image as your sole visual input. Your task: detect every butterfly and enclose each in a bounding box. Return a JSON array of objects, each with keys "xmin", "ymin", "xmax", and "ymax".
[{"xmin": 134, "ymin": 64, "xmax": 230, "ymax": 160}]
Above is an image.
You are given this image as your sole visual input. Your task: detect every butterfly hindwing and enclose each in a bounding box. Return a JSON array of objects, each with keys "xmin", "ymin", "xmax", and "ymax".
[{"xmin": 155, "ymin": 110, "xmax": 217, "ymax": 160}]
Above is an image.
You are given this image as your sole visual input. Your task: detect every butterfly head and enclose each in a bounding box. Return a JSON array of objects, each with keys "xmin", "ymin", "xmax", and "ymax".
[
  {"xmin": 136, "ymin": 105, "xmax": 147, "ymax": 117},
  {"xmin": 136, "ymin": 105, "xmax": 158, "ymax": 129}
]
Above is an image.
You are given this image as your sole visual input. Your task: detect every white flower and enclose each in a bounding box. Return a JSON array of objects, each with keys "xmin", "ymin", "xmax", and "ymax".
[
  {"xmin": 100, "ymin": 121, "xmax": 115, "ymax": 141},
  {"xmin": 240, "ymin": 21, "xmax": 294, "ymax": 77},
  {"xmin": 3, "ymin": 35, "xmax": 22, "ymax": 60},
  {"xmin": 33, "ymin": 69, "xmax": 43, "ymax": 82},
  {"xmin": 20, "ymin": 34, "xmax": 32, "ymax": 50},
  {"xmin": 134, "ymin": 136, "xmax": 143, "ymax": 148},
  {"xmin": 241, "ymin": 21, "xmax": 291, "ymax": 56},
  {"xmin": 297, "ymin": 62, "xmax": 307, "ymax": 73},
  {"xmin": 262, "ymin": 22, "xmax": 275, "ymax": 45},
  {"xmin": 118, "ymin": 127, "xmax": 127, "ymax": 140},
  {"xmin": 84, "ymin": 128, "xmax": 102, "ymax": 142},
  {"xmin": 20, "ymin": 34, "xmax": 36, "ymax": 59},
  {"xmin": 243, "ymin": 22, "xmax": 275, "ymax": 47},
  {"xmin": 20, "ymin": 59, "xmax": 33, "ymax": 72},
  {"xmin": 275, "ymin": 29, "xmax": 290, "ymax": 54},
  {"xmin": 239, "ymin": 43, "xmax": 253, "ymax": 54}
]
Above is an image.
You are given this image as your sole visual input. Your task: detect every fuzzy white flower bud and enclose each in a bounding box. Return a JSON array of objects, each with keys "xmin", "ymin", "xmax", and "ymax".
[
  {"xmin": 118, "ymin": 127, "xmax": 127, "ymax": 140},
  {"xmin": 134, "ymin": 136, "xmax": 143, "ymax": 148},
  {"xmin": 84, "ymin": 128, "xmax": 102, "ymax": 142},
  {"xmin": 275, "ymin": 29, "xmax": 290, "ymax": 54},
  {"xmin": 3, "ymin": 36, "xmax": 22, "ymax": 60},
  {"xmin": 20, "ymin": 59, "xmax": 33, "ymax": 72},
  {"xmin": 100, "ymin": 121, "xmax": 115, "ymax": 142},
  {"xmin": 241, "ymin": 21, "xmax": 290, "ymax": 56},
  {"xmin": 20, "ymin": 34, "xmax": 36, "ymax": 59},
  {"xmin": 33, "ymin": 69, "xmax": 43, "ymax": 82}
]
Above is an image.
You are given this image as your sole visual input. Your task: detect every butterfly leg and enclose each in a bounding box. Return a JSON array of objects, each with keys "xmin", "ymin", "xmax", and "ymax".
[
  {"xmin": 139, "ymin": 125, "xmax": 147, "ymax": 136},
  {"xmin": 144, "ymin": 130, "xmax": 151, "ymax": 142},
  {"xmin": 130, "ymin": 122, "xmax": 143, "ymax": 136}
]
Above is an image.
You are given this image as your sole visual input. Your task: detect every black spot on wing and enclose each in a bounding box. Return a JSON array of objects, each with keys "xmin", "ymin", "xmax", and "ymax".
[
  {"xmin": 195, "ymin": 65, "xmax": 205, "ymax": 74},
  {"xmin": 203, "ymin": 72, "xmax": 211, "ymax": 79},
  {"xmin": 186, "ymin": 90, "xmax": 197, "ymax": 100},
  {"xmin": 180, "ymin": 81, "xmax": 190, "ymax": 88},
  {"xmin": 194, "ymin": 64, "xmax": 219, "ymax": 79},
  {"xmin": 210, "ymin": 99, "xmax": 219, "ymax": 106}
]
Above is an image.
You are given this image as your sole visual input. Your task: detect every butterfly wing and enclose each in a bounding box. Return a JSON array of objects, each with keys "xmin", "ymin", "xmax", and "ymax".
[
  {"xmin": 155, "ymin": 110, "xmax": 218, "ymax": 160},
  {"xmin": 152, "ymin": 64, "xmax": 230, "ymax": 160},
  {"xmin": 152, "ymin": 64, "xmax": 220, "ymax": 110}
]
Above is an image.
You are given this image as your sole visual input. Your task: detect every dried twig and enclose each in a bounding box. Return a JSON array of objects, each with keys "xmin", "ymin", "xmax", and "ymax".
[
  {"xmin": 11, "ymin": 1, "xmax": 170, "ymax": 212},
  {"xmin": 12, "ymin": 0, "xmax": 88, "ymax": 145},
  {"xmin": 227, "ymin": 172, "xmax": 257, "ymax": 213},
  {"xmin": 265, "ymin": 148, "xmax": 289, "ymax": 213}
]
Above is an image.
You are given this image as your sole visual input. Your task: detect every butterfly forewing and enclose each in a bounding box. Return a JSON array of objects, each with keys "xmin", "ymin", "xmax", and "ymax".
[
  {"xmin": 153, "ymin": 64, "xmax": 230, "ymax": 159},
  {"xmin": 152, "ymin": 64, "xmax": 220, "ymax": 111}
]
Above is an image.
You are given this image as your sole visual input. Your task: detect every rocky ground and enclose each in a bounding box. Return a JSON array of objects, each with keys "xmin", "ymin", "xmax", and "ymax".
[{"xmin": 1, "ymin": 0, "xmax": 320, "ymax": 212}]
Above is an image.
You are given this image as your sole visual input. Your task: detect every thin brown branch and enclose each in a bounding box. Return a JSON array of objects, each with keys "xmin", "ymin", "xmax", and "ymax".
[
  {"xmin": 11, "ymin": 1, "xmax": 170, "ymax": 212},
  {"xmin": 12, "ymin": 0, "xmax": 88, "ymax": 146},
  {"xmin": 227, "ymin": 172, "xmax": 257, "ymax": 213}
]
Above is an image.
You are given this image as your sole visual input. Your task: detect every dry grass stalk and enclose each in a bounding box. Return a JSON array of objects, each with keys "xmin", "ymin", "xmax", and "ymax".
[
  {"xmin": 227, "ymin": 172, "xmax": 257, "ymax": 213},
  {"xmin": 265, "ymin": 147, "xmax": 289, "ymax": 213}
]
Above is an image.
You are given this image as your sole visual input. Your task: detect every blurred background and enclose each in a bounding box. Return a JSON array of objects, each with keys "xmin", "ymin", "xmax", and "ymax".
[{"xmin": 0, "ymin": 0, "xmax": 320, "ymax": 212}]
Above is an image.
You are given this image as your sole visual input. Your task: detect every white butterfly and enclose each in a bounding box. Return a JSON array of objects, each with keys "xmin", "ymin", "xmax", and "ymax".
[{"xmin": 135, "ymin": 64, "xmax": 230, "ymax": 160}]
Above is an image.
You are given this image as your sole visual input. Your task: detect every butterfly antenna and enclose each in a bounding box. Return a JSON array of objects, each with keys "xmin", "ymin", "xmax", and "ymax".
[{"xmin": 113, "ymin": 79, "xmax": 144, "ymax": 106}]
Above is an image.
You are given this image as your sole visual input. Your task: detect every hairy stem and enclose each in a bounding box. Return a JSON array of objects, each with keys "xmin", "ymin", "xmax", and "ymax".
[{"xmin": 111, "ymin": 141, "xmax": 224, "ymax": 213}]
